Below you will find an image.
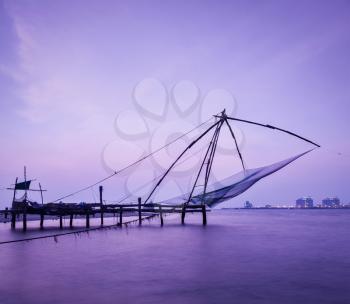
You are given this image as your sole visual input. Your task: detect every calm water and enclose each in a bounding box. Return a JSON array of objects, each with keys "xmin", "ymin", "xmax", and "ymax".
[{"xmin": 0, "ymin": 210, "xmax": 349, "ymax": 304}]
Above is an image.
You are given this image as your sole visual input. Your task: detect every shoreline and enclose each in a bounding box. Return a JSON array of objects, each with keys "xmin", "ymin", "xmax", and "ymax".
[{"xmin": 220, "ymin": 207, "xmax": 350, "ymax": 210}]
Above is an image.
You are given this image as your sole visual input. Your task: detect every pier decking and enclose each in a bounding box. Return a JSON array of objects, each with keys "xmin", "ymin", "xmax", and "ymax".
[{"xmin": 0, "ymin": 198, "xmax": 207, "ymax": 231}]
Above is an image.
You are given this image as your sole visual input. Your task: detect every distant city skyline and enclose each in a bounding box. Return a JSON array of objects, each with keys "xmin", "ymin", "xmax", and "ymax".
[{"xmin": 242, "ymin": 196, "xmax": 349, "ymax": 208}]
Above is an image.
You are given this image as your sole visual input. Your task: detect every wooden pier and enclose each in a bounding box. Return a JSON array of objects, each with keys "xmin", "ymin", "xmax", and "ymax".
[{"xmin": 0, "ymin": 195, "xmax": 207, "ymax": 231}]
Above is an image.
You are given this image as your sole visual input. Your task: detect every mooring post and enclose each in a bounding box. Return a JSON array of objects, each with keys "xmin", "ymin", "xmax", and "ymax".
[
  {"xmin": 86, "ymin": 213, "xmax": 90, "ymax": 228},
  {"xmin": 119, "ymin": 206, "xmax": 123, "ymax": 226},
  {"xmin": 159, "ymin": 205, "xmax": 164, "ymax": 226},
  {"xmin": 23, "ymin": 209, "xmax": 27, "ymax": 231},
  {"xmin": 181, "ymin": 204, "xmax": 186, "ymax": 225},
  {"xmin": 99, "ymin": 185, "xmax": 104, "ymax": 226},
  {"xmin": 138, "ymin": 197, "xmax": 142, "ymax": 225},
  {"xmin": 202, "ymin": 204, "xmax": 207, "ymax": 226},
  {"xmin": 59, "ymin": 215, "xmax": 63, "ymax": 229},
  {"xmin": 69, "ymin": 213, "xmax": 73, "ymax": 228},
  {"xmin": 100, "ymin": 207, "xmax": 104, "ymax": 226},
  {"xmin": 11, "ymin": 211, "xmax": 16, "ymax": 228},
  {"xmin": 40, "ymin": 212, "xmax": 44, "ymax": 229},
  {"xmin": 5, "ymin": 207, "xmax": 8, "ymax": 219}
]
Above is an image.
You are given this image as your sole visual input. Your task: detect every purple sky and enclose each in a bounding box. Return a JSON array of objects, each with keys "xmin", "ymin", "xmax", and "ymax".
[{"xmin": 0, "ymin": 0, "xmax": 349, "ymax": 208}]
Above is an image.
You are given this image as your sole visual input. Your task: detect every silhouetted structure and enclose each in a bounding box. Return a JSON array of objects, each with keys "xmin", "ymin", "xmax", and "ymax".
[
  {"xmin": 244, "ymin": 201, "xmax": 253, "ymax": 208},
  {"xmin": 296, "ymin": 197, "xmax": 314, "ymax": 208},
  {"xmin": 322, "ymin": 197, "xmax": 341, "ymax": 208},
  {"xmin": 1, "ymin": 110, "xmax": 321, "ymax": 231}
]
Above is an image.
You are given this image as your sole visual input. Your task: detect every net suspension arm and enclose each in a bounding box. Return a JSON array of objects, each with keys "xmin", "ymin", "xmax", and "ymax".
[
  {"xmin": 143, "ymin": 119, "xmax": 223, "ymax": 205},
  {"xmin": 203, "ymin": 119, "xmax": 222, "ymax": 197},
  {"xmin": 216, "ymin": 116, "xmax": 321, "ymax": 148},
  {"xmin": 186, "ymin": 121, "xmax": 223, "ymax": 205}
]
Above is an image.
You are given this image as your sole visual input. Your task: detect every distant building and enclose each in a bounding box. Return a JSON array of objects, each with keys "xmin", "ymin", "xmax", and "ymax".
[
  {"xmin": 322, "ymin": 197, "xmax": 341, "ymax": 208},
  {"xmin": 296, "ymin": 197, "xmax": 314, "ymax": 208},
  {"xmin": 244, "ymin": 201, "xmax": 253, "ymax": 208}
]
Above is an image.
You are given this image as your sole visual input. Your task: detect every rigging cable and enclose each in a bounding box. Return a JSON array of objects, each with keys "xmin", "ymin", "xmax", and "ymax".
[
  {"xmin": 48, "ymin": 116, "xmax": 216, "ymax": 203},
  {"xmin": 224, "ymin": 118, "xmax": 246, "ymax": 171},
  {"xmin": 110, "ymin": 144, "xmax": 209, "ymax": 204}
]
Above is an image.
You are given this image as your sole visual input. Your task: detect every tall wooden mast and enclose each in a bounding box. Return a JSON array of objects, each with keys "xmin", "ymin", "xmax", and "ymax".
[{"xmin": 24, "ymin": 166, "xmax": 27, "ymax": 204}]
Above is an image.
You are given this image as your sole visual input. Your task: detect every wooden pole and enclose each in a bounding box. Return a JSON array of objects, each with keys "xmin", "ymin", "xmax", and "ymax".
[
  {"xmin": 159, "ymin": 205, "xmax": 164, "ymax": 226},
  {"xmin": 23, "ymin": 209, "xmax": 27, "ymax": 231},
  {"xmin": 119, "ymin": 206, "xmax": 123, "ymax": 226},
  {"xmin": 40, "ymin": 212, "xmax": 44, "ymax": 229},
  {"xmin": 12, "ymin": 177, "xmax": 18, "ymax": 206},
  {"xmin": 24, "ymin": 166, "xmax": 27, "ymax": 203},
  {"xmin": 86, "ymin": 213, "xmax": 90, "ymax": 228},
  {"xmin": 59, "ymin": 215, "xmax": 63, "ymax": 229},
  {"xmin": 202, "ymin": 204, "xmax": 207, "ymax": 226},
  {"xmin": 39, "ymin": 183, "xmax": 44, "ymax": 205},
  {"xmin": 11, "ymin": 211, "xmax": 16, "ymax": 228},
  {"xmin": 138, "ymin": 197, "xmax": 142, "ymax": 225},
  {"xmin": 69, "ymin": 214, "xmax": 73, "ymax": 228},
  {"xmin": 181, "ymin": 204, "xmax": 186, "ymax": 225},
  {"xmin": 99, "ymin": 186, "xmax": 104, "ymax": 226},
  {"xmin": 5, "ymin": 207, "xmax": 8, "ymax": 219}
]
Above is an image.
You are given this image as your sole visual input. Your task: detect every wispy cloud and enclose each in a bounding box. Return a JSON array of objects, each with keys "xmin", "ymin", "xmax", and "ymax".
[{"xmin": 2, "ymin": 2, "xmax": 108, "ymax": 124}]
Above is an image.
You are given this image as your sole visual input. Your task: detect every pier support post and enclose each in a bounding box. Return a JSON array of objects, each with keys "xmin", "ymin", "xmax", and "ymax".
[
  {"xmin": 5, "ymin": 207, "xmax": 8, "ymax": 219},
  {"xmin": 23, "ymin": 209, "xmax": 27, "ymax": 231},
  {"xmin": 138, "ymin": 197, "xmax": 142, "ymax": 225},
  {"xmin": 99, "ymin": 186, "xmax": 104, "ymax": 226},
  {"xmin": 69, "ymin": 214, "xmax": 73, "ymax": 228},
  {"xmin": 59, "ymin": 215, "xmax": 63, "ymax": 229},
  {"xmin": 11, "ymin": 211, "xmax": 16, "ymax": 228},
  {"xmin": 202, "ymin": 204, "xmax": 207, "ymax": 226},
  {"xmin": 100, "ymin": 208, "xmax": 104, "ymax": 226},
  {"xmin": 86, "ymin": 213, "xmax": 90, "ymax": 228},
  {"xmin": 181, "ymin": 204, "xmax": 186, "ymax": 225},
  {"xmin": 40, "ymin": 212, "xmax": 44, "ymax": 229},
  {"xmin": 119, "ymin": 207, "xmax": 123, "ymax": 226},
  {"xmin": 159, "ymin": 205, "xmax": 164, "ymax": 226}
]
